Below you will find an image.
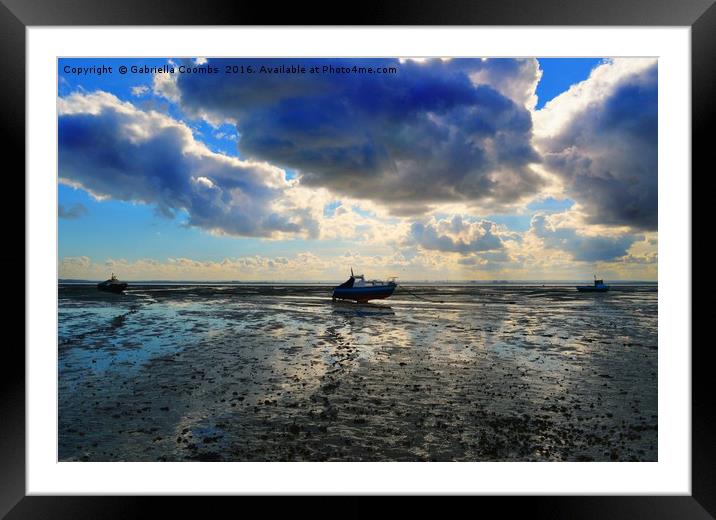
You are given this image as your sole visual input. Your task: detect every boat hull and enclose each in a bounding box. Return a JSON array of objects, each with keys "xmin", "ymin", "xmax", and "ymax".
[
  {"xmin": 576, "ymin": 286, "xmax": 609, "ymax": 292},
  {"xmin": 332, "ymin": 284, "xmax": 396, "ymax": 303},
  {"xmin": 97, "ymin": 282, "xmax": 128, "ymax": 294}
]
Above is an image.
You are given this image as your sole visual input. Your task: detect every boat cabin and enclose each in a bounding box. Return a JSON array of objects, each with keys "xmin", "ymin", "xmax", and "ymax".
[{"xmin": 336, "ymin": 270, "xmax": 396, "ymax": 289}]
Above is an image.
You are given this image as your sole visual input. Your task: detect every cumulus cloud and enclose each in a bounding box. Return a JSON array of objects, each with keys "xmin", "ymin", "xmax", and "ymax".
[
  {"xmin": 457, "ymin": 251, "xmax": 510, "ymax": 267},
  {"xmin": 469, "ymin": 58, "xmax": 542, "ymax": 110},
  {"xmin": 456, "ymin": 250, "xmax": 513, "ymax": 272},
  {"xmin": 58, "ymin": 202, "xmax": 88, "ymax": 219},
  {"xmin": 530, "ymin": 214, "xmax": 635, "ymax": 262},
  {"xmin": 152, "ymin": 68, "xmax": 180, "ymax": 103},
  {"xmin": 621, "ymin": 233, "xmax": 658, "ymax": 265},
  {"xmin": 59, "ymin": 255, "xmax": 92, "ymax": 272},
  {"xmin": 173, "ymin": 58, "xmax": 544, "ymax": 214},
  {"xmin": 409, "ymin": 216, "xmax": 504, "ymax": 254},
  {"xmin": 131, "ymin": 85, "xmax": 150, "ymax": 97},
  {"xmin": 535, "ymin": 59, "xmax": 657, "ymax": 230},
  {"xmin": 58, "ymin": 91, "xmax": 316, "ymax": 238}
]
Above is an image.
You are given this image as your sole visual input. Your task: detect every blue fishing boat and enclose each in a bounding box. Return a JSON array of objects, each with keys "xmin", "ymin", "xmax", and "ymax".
[
  {"xmin": 577, "ymin": 276, "xmax": 609, "ymax": 292},
  {"xmin": 332, "ymin": 269, "xmax": 397, "ymax": 303}
]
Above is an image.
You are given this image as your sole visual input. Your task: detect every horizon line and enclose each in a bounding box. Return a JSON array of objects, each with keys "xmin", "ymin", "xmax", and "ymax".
[{"xmin": 58, "ymin": 278, "xmax": 659, "ymax": 284}]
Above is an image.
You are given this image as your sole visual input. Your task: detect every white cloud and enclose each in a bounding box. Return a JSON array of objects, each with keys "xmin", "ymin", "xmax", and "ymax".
[
  {"xmin": 409, "ymin": 216, "xmax": 504, "ymax": 254},
  {"xmin": 130, "ymin": 85, "xmax": 150, "ymax": 97},
  {"xmin": 533, "ymin": 58, "xmax": 655, "ymax": 138},
  {"xmin": 470, "ymin": 58, "xmax": 542, "ymax": 110},
  {"xmin": 152, "ymin": 68, "xmax": 180, "ymax": 103}
]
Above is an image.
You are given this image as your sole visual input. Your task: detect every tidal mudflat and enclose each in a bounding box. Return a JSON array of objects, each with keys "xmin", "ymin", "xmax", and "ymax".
[{"xmin": 58, "ymin": 284, "xmax": 657, "ymax": 462}]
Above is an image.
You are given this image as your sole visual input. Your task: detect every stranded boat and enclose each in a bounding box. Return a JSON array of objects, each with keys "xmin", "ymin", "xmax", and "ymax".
[
  {"xmin": 332, "ymin": 269, "xmax": 397, "ymax": 303},
  {"xmin": 97, "ymin": 273, "xmax": 128, "ymax": 294},
  {"xmin": 577, "ymin": 276, "xmax": 609, "ymax": 293}
]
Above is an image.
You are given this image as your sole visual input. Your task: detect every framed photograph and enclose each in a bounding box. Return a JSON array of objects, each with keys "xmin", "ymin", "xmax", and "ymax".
[{"xmin": 7, "ymin": 0, "xmax": 708, "ymax": 515}]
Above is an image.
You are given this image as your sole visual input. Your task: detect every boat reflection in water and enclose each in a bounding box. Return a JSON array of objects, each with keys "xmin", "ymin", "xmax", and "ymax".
[
  {"xmin": 331, "ymin": 299, "xmax": 395, "ymax": 317},
  {"xmin": 332, "ymin": 269, "xmax": 397, "ymax": 303}
]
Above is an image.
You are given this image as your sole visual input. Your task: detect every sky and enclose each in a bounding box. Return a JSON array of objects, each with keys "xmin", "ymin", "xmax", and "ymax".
[{"xmin": 58, "ymin": 57, "xmax": 658, "ymax": 281}]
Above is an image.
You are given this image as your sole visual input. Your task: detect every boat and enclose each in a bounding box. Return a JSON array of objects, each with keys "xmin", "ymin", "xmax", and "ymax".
[
  {"xmin": 577, "ymin": 276, "xmax": 609, "ymax": 292},
  {"xmin": 97, "ymin": 273, "xmax": 128, "ymax": 294},
  {"xmin": 332, "ymin": 269, "xmax": 397, "ymax": 303}
]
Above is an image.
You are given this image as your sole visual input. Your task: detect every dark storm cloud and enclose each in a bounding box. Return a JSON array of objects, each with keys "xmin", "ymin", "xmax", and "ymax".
[
  {"xmin": 531, "ymin": 215, "xmax": 635, "ymax": 262},
  {"xmin": 540, "ymin": 64, "xmax": 657, "ymax": 230},
  {"xmin": 175, "ymin": 58, "xmax": 543, "ymax": 214},
  {"xmin": 58, "ymin": 93, "xmax": 313, "ymax": 237},
  {"xmin": 58, "ymin": 203, "xmax": 88, "ymax": 219}
]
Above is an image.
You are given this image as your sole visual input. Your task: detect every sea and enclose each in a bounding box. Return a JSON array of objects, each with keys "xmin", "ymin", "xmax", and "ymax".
[{"xmin": 58, "ymin": 282, "xmax": 657, "ymax": 461}]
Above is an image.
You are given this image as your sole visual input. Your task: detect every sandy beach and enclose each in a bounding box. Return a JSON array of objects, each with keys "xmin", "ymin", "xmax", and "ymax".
[{"xmin": 58, "ymin": 283, "xmax": 657, "ymax": 462}]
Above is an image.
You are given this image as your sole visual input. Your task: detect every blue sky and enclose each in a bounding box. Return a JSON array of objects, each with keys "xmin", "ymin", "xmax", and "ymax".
[
  {"xmin": 534, "ymin": 58, "xmax": 605, "ymax": 109},
  {"xmin": 58, "ymin": 57, "xmax": 658, "ymax": 281}
]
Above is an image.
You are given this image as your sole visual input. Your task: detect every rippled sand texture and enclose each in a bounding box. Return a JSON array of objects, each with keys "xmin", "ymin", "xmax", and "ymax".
[{"xmin": 58, "ymin": 284, "xmax": 657, "ymax": 461}]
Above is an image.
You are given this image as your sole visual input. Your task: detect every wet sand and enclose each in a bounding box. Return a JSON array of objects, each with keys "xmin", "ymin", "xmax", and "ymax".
[{"xmin": 58, "ymin": 284, "xmax": 657, "ymax": 461}]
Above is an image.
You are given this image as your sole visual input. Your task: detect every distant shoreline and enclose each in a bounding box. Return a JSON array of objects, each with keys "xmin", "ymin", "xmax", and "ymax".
[{"xmin": 59, "ymin": 279, "xmax": 658, "ymax": 286}]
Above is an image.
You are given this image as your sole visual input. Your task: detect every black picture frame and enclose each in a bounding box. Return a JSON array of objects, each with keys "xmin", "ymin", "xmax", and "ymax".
[{"xmin": 4, "ymin": 0, "xmax": 708, "ymax": 516}]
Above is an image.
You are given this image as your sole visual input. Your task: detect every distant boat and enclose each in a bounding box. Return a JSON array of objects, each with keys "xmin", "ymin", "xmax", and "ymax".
[
  {"xmin": 97, "ymin": 273, "xmax": 128, "ymax": 294},
  {"xmin": 577, "ymin": 276, "xmax": 609, "ymax": 293},
  {"xmin": 332, "ymin": 269, "xmax": 397, "ymax": 303}
]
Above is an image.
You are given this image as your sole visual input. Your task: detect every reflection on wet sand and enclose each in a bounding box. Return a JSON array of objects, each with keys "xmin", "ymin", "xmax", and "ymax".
[
  {"xmin": 58, "ymin": 284, "xmax": 657, "ymax": 461},
  {"xmin": 331, "ymin": 301, "xmax": 395, "ymax": 318}
]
